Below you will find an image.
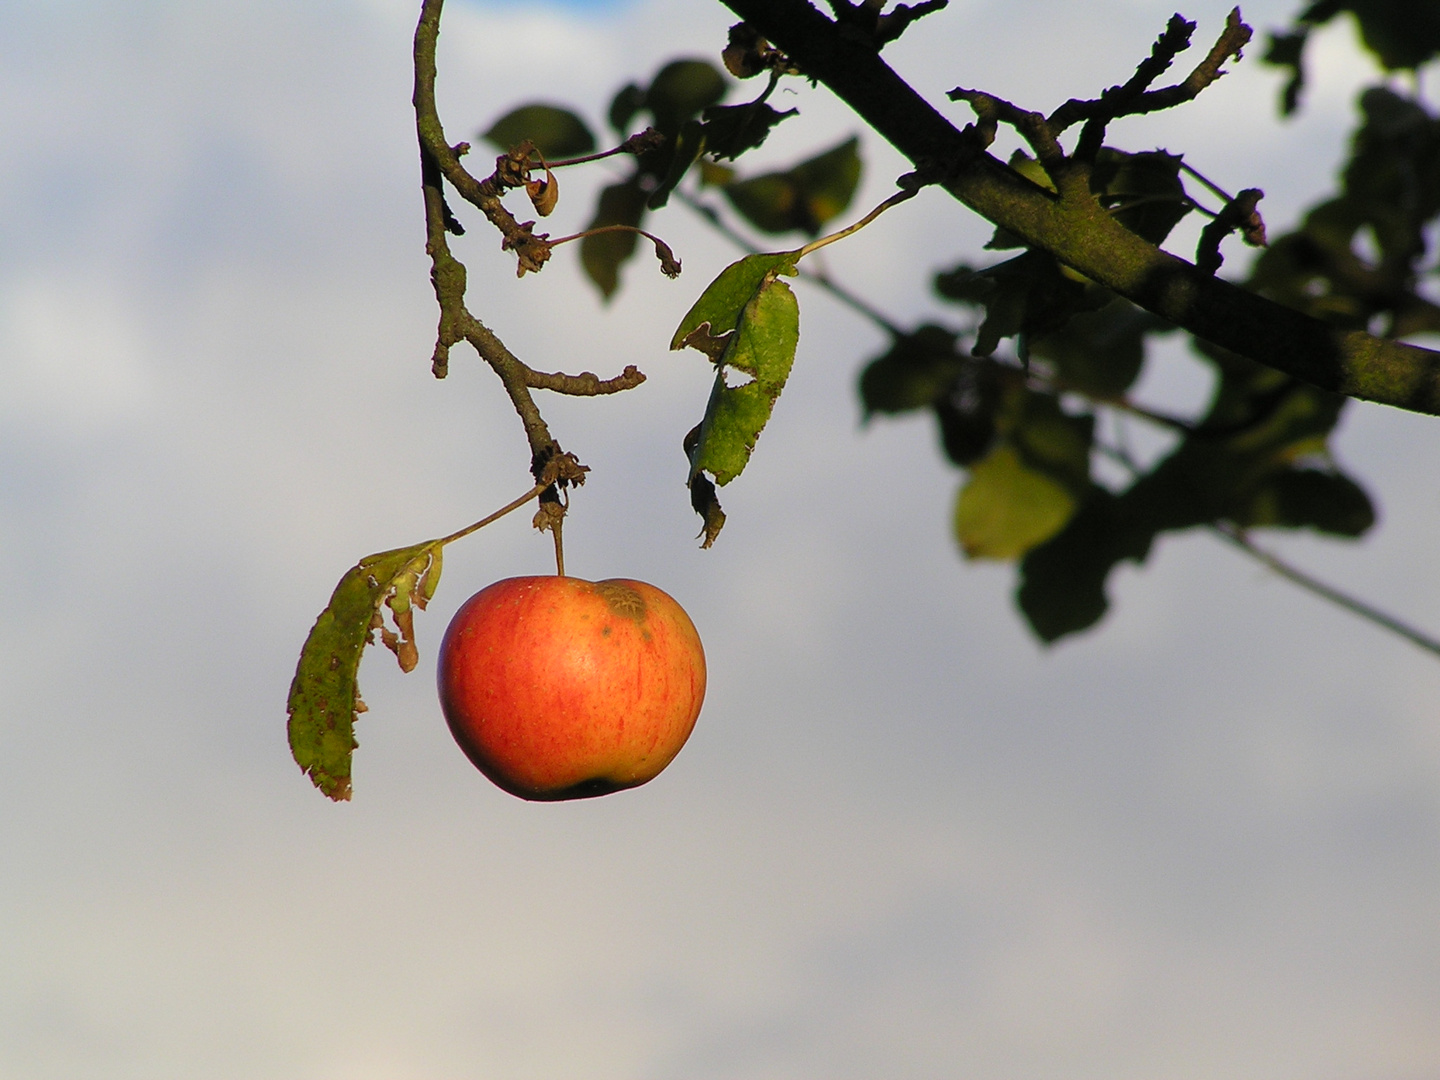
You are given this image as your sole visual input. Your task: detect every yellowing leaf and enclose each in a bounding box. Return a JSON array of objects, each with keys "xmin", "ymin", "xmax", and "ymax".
[
  {"xmin": 954, "ymin": 444, "xmax": 1077, "ymax": 560},
  {"xmin": 287, "ymin": 541, "xmax": 443, "ymax": 800}
]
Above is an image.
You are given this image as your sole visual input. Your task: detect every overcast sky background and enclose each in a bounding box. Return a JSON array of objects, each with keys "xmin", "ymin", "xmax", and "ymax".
[{"xmin": 1, "ymin": 1, "xmax": 1438, "ymax": 1078}]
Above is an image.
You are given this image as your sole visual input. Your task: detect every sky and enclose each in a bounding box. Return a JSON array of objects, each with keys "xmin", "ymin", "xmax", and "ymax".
[{"xmin": 0, "ymin": 1, "xmax": 1438, "ymax": 1078}]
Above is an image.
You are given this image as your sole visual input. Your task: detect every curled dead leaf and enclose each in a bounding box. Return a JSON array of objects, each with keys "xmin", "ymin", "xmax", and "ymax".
[{"xmin": 527, "ymin": 167, "xmax": 559, "ymax": 216}]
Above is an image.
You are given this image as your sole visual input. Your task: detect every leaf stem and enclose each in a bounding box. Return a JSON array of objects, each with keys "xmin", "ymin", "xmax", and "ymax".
[
  {"xmin": 795, "ymin": 188, "xmax": 918, "ymax": 262},
  {"xmin": 437, "ymin": 483, "xmax": 547, "ymax": 546},
  {"xmin": 672, "ymin": 188, "xmax": 905, "ymax": 336},
  {"xmin": 1180, "ymin": 160, "xmax": 1234, "ymax": 203}
]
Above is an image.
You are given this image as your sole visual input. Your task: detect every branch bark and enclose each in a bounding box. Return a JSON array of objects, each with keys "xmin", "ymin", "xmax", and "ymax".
[
  {"xmin": 413, "ymin": 0, "xmax": 648, "ymax": 478},
  {"xmin": 721, "ymin": 0, "xmax": 1440, "ymax": 417}
]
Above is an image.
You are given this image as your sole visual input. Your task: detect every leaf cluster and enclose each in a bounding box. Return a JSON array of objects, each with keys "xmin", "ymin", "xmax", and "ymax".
[
  {"xmin": 859, "ymin": 109, "xmax": 1403, "ymax": 641},
  {"xmin": 483, "ymin": 62, "xmax": 862, "ymax": 298}
]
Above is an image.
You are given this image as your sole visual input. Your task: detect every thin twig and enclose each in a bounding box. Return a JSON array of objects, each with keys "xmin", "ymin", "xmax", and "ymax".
[
  {"xmin": 548, "ymin": 224, "xmax": 682, "ymax": 277},
  {"xmin": 525, "ymin": 365, "xmax": 647, "ymax": 395},
  {"xmin": 1210, "ymin": 523, "xmax": 1440, "ymax": 658},
  {"xmin": 1180, "ymin": 160, "xmax": 1234, "ymax": 203},
  {"xmin": 1094, "ymin": 439, "xmax": 1440, "ymax": 659}
]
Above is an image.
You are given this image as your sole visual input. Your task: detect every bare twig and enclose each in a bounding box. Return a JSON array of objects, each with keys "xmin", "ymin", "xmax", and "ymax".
[
  {"xmin": 1049, "ymin": 8, "xmax": 1251, "ymax": 146},
  {"xmin": 543, "ymin": 128, "xmax": 667, "ymax": 168},
  {"xmin": 1210, "ymin": 523, "xmax": 1440, "ymax": 658},
  {"xmin": 948, "ymin": 89, "xmax": 1068, "ymax": 179},
  {"xmin": 549, "ymin": 224, "xmax": 682, "ymax": 277},
  {"xmin": 525, "ymin": 365, "xmax": 648, "ymax": 395},
  {"xmin": 1053, "ymin": 14, "xmax": 1196, "ymax": 159},
  {"xmin": 825, "ymin": 0, "xmax": 949, "ymax": 48}
]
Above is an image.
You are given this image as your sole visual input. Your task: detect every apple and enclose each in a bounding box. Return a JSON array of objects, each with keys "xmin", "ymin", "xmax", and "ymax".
[{"xmin": 437, "ymin": 575, "xmax": 706, "ymax": 800}]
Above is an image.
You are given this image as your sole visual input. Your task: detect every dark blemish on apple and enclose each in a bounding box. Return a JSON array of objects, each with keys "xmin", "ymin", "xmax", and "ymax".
[
  {"xmin": 602, "ymin": 625, "xmax": 612, "ymax": 637},
  {"xmin": 593, "ymin": 581, "xmax": 647, "ymax": 623}
]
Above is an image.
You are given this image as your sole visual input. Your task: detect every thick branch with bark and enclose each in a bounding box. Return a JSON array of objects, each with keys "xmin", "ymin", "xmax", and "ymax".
[{"xmin": 721, "ymin": 0, "xmax": 1440, "ymax": 417}]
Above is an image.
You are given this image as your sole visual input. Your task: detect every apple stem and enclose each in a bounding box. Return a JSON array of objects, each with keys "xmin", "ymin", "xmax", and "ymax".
[{"xmin": 553, "ymin": 518, "xmax": 566, "ymax": 577}]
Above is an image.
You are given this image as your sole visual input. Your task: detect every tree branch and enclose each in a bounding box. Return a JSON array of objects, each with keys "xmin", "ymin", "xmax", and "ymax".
[
  {"xmin": 720, "ymin": 0, "xmax": 1440, "ymax": 417},
  {"xmin": 413, "ymin": 0, "xmax": 647, "ymax": 483},
  {"xmin": 525, "ymin": 365, "xmax": 647, "ymax": 395},
  {"xmin": 415, "ymin": 1, "xmax": 553, "ymax": 275}
]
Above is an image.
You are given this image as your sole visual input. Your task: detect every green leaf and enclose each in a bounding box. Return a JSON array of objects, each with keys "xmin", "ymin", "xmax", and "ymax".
[
  {"xmin": 608, "ymin": 83, "xmax": 647, "ymax": 134},
  {"xmin": 723, "ymin": 136, "xmax": 862, "ymax": 236},
  {"xmin": 1013, "ymin": 345, "xmax": 1366, "ymax": 644},
  {"xmin": 645, "ymin": 60, "xmax": 727, "ymax": 132},
  {"xmin": 482, "ymin": 104, "xmax": 596, "ymax": 160},
  {"xmin": 689, "ymin": 374, "xmax": 778, "ymax": 484},
  {"xmin": 1005, "ymin": 389, "xmax": 1094, "ymax": 491},
  {"xmin": 1091, "ymin": 149, "xmax": 1191, "ymax": 246},
  {"xmin": 671, "ymin": 252, "xmax": 799, "ymax": 349},
  {"xmin": 1236, "ymin": 468, "xmax": 1375, "ymax": 536},
  {"xmin": 1263, "ymin": 29, "xmax": 1309, "ymax": 115},
  {"xmin": 1017, "ymin": 490, "xmax": 1152, "ymax": 642},
  {"xmin": 1299, "ymin": 0, "xmax": 1440, "ymax": 70},
  {"xmin": 936, "ymin": 251, "xmax": 1108, "ymax": 358},
  {"xmin": 581, "ymin": 178, "xmax": 648, "ymax": 299},
  {"xmin": 1028, "ymin": 298, "xmax": 1172, "ymax": 398},
  {"xmin": 858, "ymin": 325, "xmax": 965, "ymax": 416},
  {"xmin": 287, "ymin": 542, "xmax": 443, "ymax": 801},
  {"xmin": 700, "ymin": 102, "xmax": 798, "ymax": 161},
  {"xmin": 648, "ymin": 119, "xmax": 707, "ymax": 210},
  {"xmin": 954, "ymin": 444, "xmax": 1078, "ymax": 560},
  {"xmin": 1249, "ymin": 88, "xmax": 1440, "ymax": 338},
  {"xmin": 680, "ymin": 270, "xmax": 801, "ymax": 487},
  {"xmin": 1265, "ymin": 3, "xmax": 1440, "ymax": 113},
  {"xmin": 934, "ymin": 366, "xmax": 1004, "ymax": 466}
]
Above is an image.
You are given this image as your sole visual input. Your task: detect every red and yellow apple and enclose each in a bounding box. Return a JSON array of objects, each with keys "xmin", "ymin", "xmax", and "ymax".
[{"xmin": 437, "ymin": 575, "xmax": 706, "ymax": 800}]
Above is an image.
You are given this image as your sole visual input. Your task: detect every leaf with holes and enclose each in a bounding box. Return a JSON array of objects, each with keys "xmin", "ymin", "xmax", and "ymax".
[
  {"xmin": 684, "ymin": 274, "xmax": 800, "ymax": 486},
  {"xmin": 673, "ymin": 254, "xmax": 801, "ymax": 542},
  {"xmin": 287, "ymin": 541, "xmax": 443, "ymax": 801},
  {"xmin": 671, "ymin": 252, "xmax": 799, "ymax": 350}
]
